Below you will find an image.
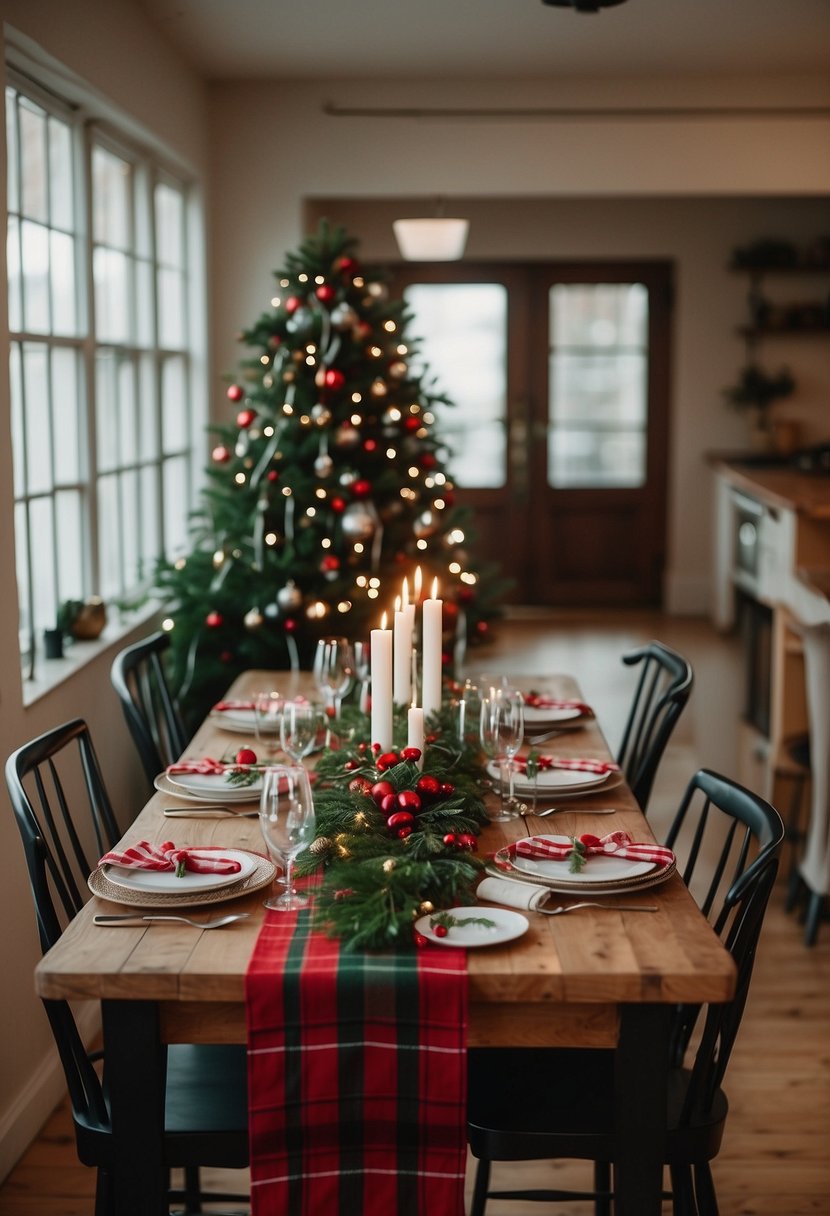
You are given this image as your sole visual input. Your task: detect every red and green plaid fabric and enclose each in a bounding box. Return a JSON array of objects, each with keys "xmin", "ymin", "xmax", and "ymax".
[{"xmin": 246, "ymin": 910, "xmax": 468, "ymax": 1216}]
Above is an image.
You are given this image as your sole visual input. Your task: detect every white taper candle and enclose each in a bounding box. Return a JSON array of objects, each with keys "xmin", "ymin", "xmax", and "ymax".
[{"xmin": 370, "ymin": 614, "xmax": 394, "ymax": 751}]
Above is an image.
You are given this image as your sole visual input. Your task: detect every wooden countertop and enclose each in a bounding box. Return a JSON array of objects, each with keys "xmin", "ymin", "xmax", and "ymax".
[{"xmin": 710, "ymin": 456, "xmax": 830, "ymax": 520}]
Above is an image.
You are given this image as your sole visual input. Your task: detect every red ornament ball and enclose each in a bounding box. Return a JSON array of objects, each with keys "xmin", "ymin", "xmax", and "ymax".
[
  {"xmin": 363, "ymin": 438, "xmax": 378, "ymax": 453},
  {"xmin": 414, "ymin": 932, "xmax": 428, "ymax": 948},
  {"xmin": 415, "ymin": 774, "xmax": 441, "ymax": 799},
  {"xmin": 267, "ymin": 469, "xmax": 279, "ymax": 482},
  {"xmin": 396, "ymin": 790, "xmax": 422, "ymax": 813},
  {"xmin": 343, "ymin": 759, "xmax": 359, "ymax": 771},
  {"xmin": 205, "ymin": 611, "xmax": 223, "ymax": 628},
  {"xmin": 387, "ymin": 810, "xmax": 415, "ymax": 833},
  {"xmin": 268, "ymin": 334, "xmax": 282, "ymax": 350},
  {"xmin": 420, "ymin": 453, "xmax": 437, "ymax": 469},
  {"xmin": 236, "ymin": 408, "xmax": 256, "ymax": 428},
  {"xmin": 226, "ymin": 384, "xmax": 244, "ymax": 403},
  {"xmin": 283, "ymin": 618, "xmax": 298, "ymax": 633},
  {"xmin": 442, "ymin": 832, "xmax": 458, "ymax": 847},
  {"xmin": 352, "ymin": 479, "xmax": 372, "ymax": 498},
  {"xmin": 315, "ymin": 284, "xmax": 336, "ymax": 304},
  {"xmin": 400, "ymin": 747, "xmax": 422, "ymax": 763},
  {"xmin": 457, "ymin": 832, "xmax": 477, "ymax": 850},
  {"xmin": 375, "ymin": 751, "xmax": 400, "ymax": 772},
  {"xmin": 403, "ymin": 416, "xmax": 422, "ymax": 433},
  {"xmin": 397, "ymin": 826, "xmax": 413, "ymax": 839},
  {"xmin": 330, "ymin": 496, "xmax": 346, "ymax": 514},
  {"xmin": 212, "ymin": 445, "xmax": 231, "ymax": 464},
  {"xmin": 348, "ymin": 776, "xmax": 373, "ymax": 796},
  {"xmin": 320, "ymin": 554, "xmax": 340, "ymax": 573},
  {"xmin": 440, "ymin": 782, "xmax": 455, "ymax": 797},
  {"xmin": 284, "ymin": 295, "xmax": 301, "ymax": 314},
  {"xmin": 380, "ymin": 793, "xmax": 397, "ymax": 816},
  {"xmin": 324, "ymin": 368, "xmax": 345, "ymax": 391},
  {"xmin": 433, "ymin": 923, "xmax": 448, "ymax": 938},
  {"xmin": 235, "ymin": 747, "xmax": 257, "ymax": 766},
  {"xmin": 476, "ymin": 620, "xmax": 490, "ymax": 636},
  {"xmin": 336, "ymin": 256, "xmax": 357, "ymax": 275},
  {"xmin": 371, "ymin": 780, "xmax": 395, "ymax": 805}
]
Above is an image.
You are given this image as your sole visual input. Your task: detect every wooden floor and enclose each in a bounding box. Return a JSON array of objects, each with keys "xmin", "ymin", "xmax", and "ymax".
[{"xmin": 2, "ymin": 610, "xmax": 829, "ymax": 1215}]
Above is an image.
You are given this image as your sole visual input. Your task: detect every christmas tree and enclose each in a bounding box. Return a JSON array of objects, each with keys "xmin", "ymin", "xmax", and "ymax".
[{"xmin": 156, "ymin": 221, "xmax": 503, "ymax": 720}]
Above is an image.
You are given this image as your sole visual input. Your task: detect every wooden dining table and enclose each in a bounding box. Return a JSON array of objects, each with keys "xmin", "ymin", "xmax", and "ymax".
[{"xmin": 35, "ymin": 669, "xmax": 736, "ymax": 1216}]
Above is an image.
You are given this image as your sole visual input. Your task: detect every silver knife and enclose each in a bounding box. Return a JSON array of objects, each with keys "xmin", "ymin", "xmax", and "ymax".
[{"xmin": 162, "ymin": 807, "xmax": 259, "ymax": 818}]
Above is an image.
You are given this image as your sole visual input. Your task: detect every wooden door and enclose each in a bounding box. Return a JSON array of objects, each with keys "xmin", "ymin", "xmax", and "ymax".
[{"xmin": 389, "ymin": 260, "xmax": 672, "ymax": 607}]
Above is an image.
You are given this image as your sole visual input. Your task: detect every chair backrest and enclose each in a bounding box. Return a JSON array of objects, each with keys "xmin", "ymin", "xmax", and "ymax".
[
  {"xmin": 664, "ymin": 768, "xmax": 784, "ymax": 1119},
  {"xmin": 5, "ymin": 719, "xmax": 120, "ymax": 1138},
  {"xmin": 111, "ymin": 631, "xmax": 188, "ymax": 784},
  {"xmin": 616, "ymin": 641, "xmax": 694, "ymax": 811}
]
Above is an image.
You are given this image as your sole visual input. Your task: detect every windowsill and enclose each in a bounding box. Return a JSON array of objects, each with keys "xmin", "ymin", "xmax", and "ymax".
[{"xmin": 21, "ymin": 602, "xmax": 163, "ymax": 707}]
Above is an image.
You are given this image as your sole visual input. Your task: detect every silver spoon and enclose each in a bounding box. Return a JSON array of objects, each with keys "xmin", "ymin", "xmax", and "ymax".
[
  {"xmin": 93, "ymin": 912, "xmax": 250, "ymax": 929},
  {"xmin": 539, "ymin": 902, "xmax": 657, "ymax": 915}
]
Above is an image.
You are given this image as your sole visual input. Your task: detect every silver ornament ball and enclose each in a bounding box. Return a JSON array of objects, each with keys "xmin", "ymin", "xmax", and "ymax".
[{"xmin": 341, "ymin": 502, "xmax": 377, "ymax": 542}]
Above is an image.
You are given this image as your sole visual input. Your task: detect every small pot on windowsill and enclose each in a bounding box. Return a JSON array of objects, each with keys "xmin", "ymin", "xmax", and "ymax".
[
  {"xmin": 43, "ymin": 628, "xmax": 64, "ymax": 660},
  {"xmin": 58, "ymin": 596, "xmax": 108, "ymax": 642}
]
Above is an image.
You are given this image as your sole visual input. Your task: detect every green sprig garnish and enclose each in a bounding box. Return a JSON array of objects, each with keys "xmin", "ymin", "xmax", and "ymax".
[
  {"xmin": 567, "ymin": 837, "xmax": 587, "ymax": 873},
  {"xmin": 524, "ymin": 748, "xmax": 541, "ymax": 782},
  {"xmin": 175, "ymin": 859, "xmax": 187, "ymax": 878},
  {"xmin": 429, "ymin": 911, "xmax": 497, "ymax": 934}
]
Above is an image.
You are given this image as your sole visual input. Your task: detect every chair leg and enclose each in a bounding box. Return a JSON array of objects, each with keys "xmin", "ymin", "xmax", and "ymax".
[
  {"xmin": 804, "ymin": 891, "xmax": 825, "ymax": 947},
  {"xmin": 94, "ymin": 1168, "xmax": 114, "ymax": 1216},
  {"xmin": 593, "ymin": 1160, "xmax": 612, "ymax": 1216},
  {"xmin": 469, "ymin": 1158, "xmax": 491, "ymax": 1216},
  {"xmin": 670, "ymin": 1164, "xmax": 697, "ymax": 1216},
  {"xmin": 693, "ymin": 1161, "xmax": 719, "ymax": 1216},
  {"xmin": 183, "ymin": 1165, "xmax": 203, "ymax": 1212}
]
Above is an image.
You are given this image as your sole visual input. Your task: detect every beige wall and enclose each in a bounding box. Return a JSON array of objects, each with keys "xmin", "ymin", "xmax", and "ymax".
[{"xmin": 0, "ymin": 0, "xmax": 208, "ymax": 1182}]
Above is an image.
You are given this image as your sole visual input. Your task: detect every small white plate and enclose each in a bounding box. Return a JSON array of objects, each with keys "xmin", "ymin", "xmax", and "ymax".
[
  {"xmin": 512, "ymin": 835, "xmax": 655, "ymax": 884},
  {"xmin": 487, "ymin": 760, "xmax": 610, "ymax": 794},
  {"xmin": 104, "ymin": 849, "xmax": 257, "ymax": 894},
  {"xmin": 153, "ymin": 773, "xmax": 261, "ymax": 804},
  {"xmin": 210, "ymin": 708, "xmax": 257, "ymax": 734},
  {"xmin": 523, "ymin": 704, "xmax": 585, "ymax": 725},
  {"xmin": 166, "ymin": 770, "xmax": 263, "ymax": 799},
  {"xmin": 414, "ymin": 906, "xmax": 529, "ymax": 948}
]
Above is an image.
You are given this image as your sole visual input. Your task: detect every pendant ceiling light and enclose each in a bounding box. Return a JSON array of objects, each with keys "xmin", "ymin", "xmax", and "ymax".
[
  {"xmin": 392, "ymin": 204, "xmax": 469, "ymax": 261},
  {"xmin": 541, "ymin": 0, "xmax": 627, "ymax": 10}
]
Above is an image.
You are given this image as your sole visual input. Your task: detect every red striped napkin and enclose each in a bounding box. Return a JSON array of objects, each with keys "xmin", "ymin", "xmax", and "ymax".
[
  {"xmin": 98, "ymin": 840, "xmax": 243, "ymax": 874},
  {"xmin": 167, "ymin": 757, "xmax": 237, "ymax": 775},
  {"xmin": 213, "ymin": 699, "xmax": 257, "ymax": 712},
  {"xmin": 524, "ymin": 695, "xmax": 593, "ymax": 715},
  {"xmin": 246, "ymin": 909, "xmax": 467, "ymax": 1216},
  {"xmin": 515, "ymin": 755, "xmax": 619, "ymax": 775},
  {"xmin": 515, "ymin": 830, "xmax": 674, "ymax": 867}
]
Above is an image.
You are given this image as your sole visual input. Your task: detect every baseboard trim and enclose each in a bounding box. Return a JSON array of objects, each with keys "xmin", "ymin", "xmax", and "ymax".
[{"xmin": 0, "ymin": 1004, "xmax": 100, "ymax": 1184}]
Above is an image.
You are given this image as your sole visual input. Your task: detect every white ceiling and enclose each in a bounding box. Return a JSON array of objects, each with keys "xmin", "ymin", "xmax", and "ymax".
[{"xmin": 136, "ymin": 0, "xmax": 830, "ymax": 81}]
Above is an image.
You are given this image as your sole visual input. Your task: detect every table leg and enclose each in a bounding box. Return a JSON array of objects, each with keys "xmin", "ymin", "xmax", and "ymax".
[
  {"xmin": 102, "ymin": 1000, "xmax": 168, "ymax": 1215},
  {"xmin": 613, "ymin": 1003, "xmax": 670, "ymax": 1216}
]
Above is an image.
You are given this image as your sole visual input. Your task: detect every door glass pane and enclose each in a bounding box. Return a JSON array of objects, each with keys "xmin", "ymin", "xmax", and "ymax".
[
  {"xmin": 55, "ymin": 489, "xmax": 84, "ymax": 602},
  {"xmin": 22, "ymin": 219, "xmax": 50, "ymax": 332},
  {"xmin": 52, "ymin": 347, "xmax": 82, "ymax": 484},
  {"xmin": 548, "ymin": 283, "xmax": 648, "ymax": 489},
  {"xmin": 92, "ymin": 146, "xmax": 131, "ymax": 248},
  {"xmin": 50, "ymin": 229, "xmax": 77, "ymax": 335},
  {"xmin": 403, "ymin": 283, "xmax": 507, "ymax": 489},
  {"xmin": 29, "ymin": 496, "xmax": 56, "ymax": 632},
  {"xmin": 48, "ymin": 116, "xmax": 74, "ymax": 230},
  {"xmin": 94, "ymin": 247, "xmax": 131, "ymax": 343},
  {"xmin": 161, "ymin": 354, "xmax": 187, "ymax": 451},
  {"xmin": 23, "ymin": 343, "xmax": 51, "ymax": 495},
  {"xmin": 19, "ymin": 98, "xmax": 48, "ymax": 222}
]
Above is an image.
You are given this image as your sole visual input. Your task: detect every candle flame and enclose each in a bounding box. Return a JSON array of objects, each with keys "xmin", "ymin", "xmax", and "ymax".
[
  {"xmin": 394, "ymin": 595, "xmax": 401, "ymax": 612},
  {"xmin": 380, "ymin": 611, "xmax": 388, "ymax": 629},
  {"xmin": 414, "ymin": 565, "xmax": 423, "ymax": 600},
  {"xmin": 431, "ymin": 576, "xmax": 439, "ymax": 600},
  {"xmin": 401, "ymin": 577, "xmax": 410, "ymax": 608}
]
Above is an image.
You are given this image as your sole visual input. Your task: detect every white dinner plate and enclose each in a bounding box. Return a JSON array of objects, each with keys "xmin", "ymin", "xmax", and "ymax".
[
  {"xmin": 414, "ymin": 906, "xmax": 529, "ymax": 948},
  {"xmin": 104, "ymin": 849, "xmax": 257, "ymax": 895},
  {"xmin": 487, "ymin": 760, "xmax": 611, "ymax": 795},
  {"xmin": 153, "ymin": 772, "xmax": 261, "ymax": 804},
  {"xmin": 523, "ymin": 704, "xmax": 585, "ymax": 726},
  {"xmin": 512, "ymin": 835, "xmax": 655, "ymax": 884},
  {"xmin": 166, "ymin": 770, "xmax": 263, "ymax": 799},
  {"xmin": 210, "ymin": 708, "xmax": 257, "ymax": 734}
]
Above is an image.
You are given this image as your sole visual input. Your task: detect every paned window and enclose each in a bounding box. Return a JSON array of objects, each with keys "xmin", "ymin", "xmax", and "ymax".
[{"xmin": 6, "ymin": 72, "xmax": 198, "ymax": 666}]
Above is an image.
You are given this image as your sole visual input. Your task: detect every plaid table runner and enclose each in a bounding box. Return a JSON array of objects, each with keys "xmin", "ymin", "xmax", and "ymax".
[{"xmin": 246, "ymin": 910, "xmax": 468, "ymax": 1216}]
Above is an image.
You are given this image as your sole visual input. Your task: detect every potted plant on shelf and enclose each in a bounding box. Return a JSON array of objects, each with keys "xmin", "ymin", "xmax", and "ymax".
[{"xmin": 722, "ymin": 363, "xmax": 796, "ymax": 451}]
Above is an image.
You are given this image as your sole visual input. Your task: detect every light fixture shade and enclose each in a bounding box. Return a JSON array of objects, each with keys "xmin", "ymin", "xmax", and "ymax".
[{"xmin": 393, "ymin": 218, "xmax": 469, "ymax": 261}]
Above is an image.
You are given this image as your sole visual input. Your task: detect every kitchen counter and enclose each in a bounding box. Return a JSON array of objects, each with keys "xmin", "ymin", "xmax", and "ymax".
[{"xmin": 709, "ymin": 456, "xmax": 830, "ymax": 521}]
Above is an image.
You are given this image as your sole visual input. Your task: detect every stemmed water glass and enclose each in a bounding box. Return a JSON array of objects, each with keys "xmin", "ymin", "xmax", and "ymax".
[
  {"xmin": 313, "ymin": 636, "xmax": 355, "ymax": 719},
  {"xmin": 280, "ymin": 701, "xmax": 321, "ymax": 764},
  {"xmin": 480, "ymin": 686, "xmax": 525, "ymax": 820},
  {"xmin": 254, "ymin": 690, "xmax": 284, "ymax": 758},
  {"xmin": 352, "ymin": 640, "xmax": 371, "ymax": 713},
  {"xmin": 259, "ymin": 764, "xmax": 316, "ymax": 911}
]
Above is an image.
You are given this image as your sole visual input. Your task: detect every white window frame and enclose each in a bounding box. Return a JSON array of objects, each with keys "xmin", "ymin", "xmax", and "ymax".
[{"xmin": 5, "ymin": 60, "xmax": 204, "ymax": 682}]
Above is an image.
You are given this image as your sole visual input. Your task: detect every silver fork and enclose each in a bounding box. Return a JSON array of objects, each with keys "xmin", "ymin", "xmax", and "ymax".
[
  {"xmin": 519, "ymin": 805, "xmax": 616, "ymax": 817},
  {"xmin": 525, "ymin": 728, "xmax": 567, "ymax": 746},
  {"xmin": 93, "ymin": 912, "xmax": 250, "ymax": 929},
  {"xmin": 539, "ymin": 902, "xmax": 657, "ymax": 915}
]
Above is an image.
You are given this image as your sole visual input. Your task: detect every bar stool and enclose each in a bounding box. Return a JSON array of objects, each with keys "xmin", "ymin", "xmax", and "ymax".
[{"xmin": 793, "ymin": 624, "xmax": 830, "ymax": 946}]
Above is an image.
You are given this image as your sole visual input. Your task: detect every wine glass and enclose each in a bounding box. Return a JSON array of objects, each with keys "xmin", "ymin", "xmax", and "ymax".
[
  {"xmin": 259, "ymin": 765, "xmax": 316, "ymax": 911},
  {"xmin": 480, "ymin": 687, "xmax": 524, "ymax": 821},
  {"xmin": 254, "ymin": 690, "xmax": 284, "ymax": 758},
  {"xmin": 280, "ymin": 701, "xmax": 321, "ymax": 764},
  {"xmin": 352, "ymin": 640, "xmax": 371, "ymax": 713},
  {"xmin": 455, "ymin": 678, "xmax": 481, "ymax": 747},
  {"xmin": 313, "ymin": 636, "xmax": 355, "ymax": 719}
]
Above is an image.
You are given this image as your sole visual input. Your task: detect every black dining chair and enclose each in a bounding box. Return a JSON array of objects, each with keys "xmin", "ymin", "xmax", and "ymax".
[
  {"xmin": 5, "ymin": 718, "xmax": 249, "ymax": 1216},
  {"xmin": 111, "ymin": 630, "xmax": 189, "ymax": 785},
  {"xmin": 616, "ymin": 640, "xmax": 694, "ymax": 812},
  {"xmin": 467, "ymin": 768, "xmax": 785, "ymax": 1216}
]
